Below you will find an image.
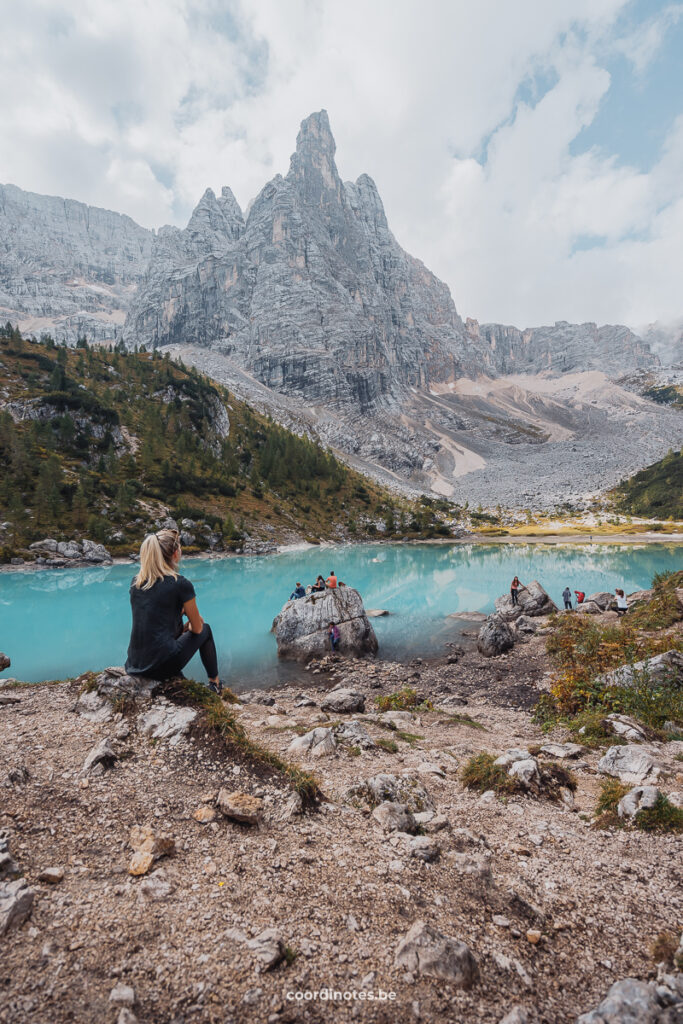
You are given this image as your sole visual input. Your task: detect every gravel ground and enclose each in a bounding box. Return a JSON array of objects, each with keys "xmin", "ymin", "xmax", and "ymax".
[{"xmin": 1, "ymin": 631, "xmax": 682, "ymax": 1024}]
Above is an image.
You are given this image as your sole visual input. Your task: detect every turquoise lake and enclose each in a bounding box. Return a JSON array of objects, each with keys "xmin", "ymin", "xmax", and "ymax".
[{"xmin": 1, "ymin": 542, "xmax": 681, "ymax": 687}]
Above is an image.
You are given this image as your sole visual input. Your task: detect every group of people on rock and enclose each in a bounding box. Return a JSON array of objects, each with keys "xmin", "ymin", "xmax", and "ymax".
[
  {"xmin": 511, "ymin": 575, "xmax": 628, "ymax": 615},
  {"xmin": 289, "ymin": 570, "xmax": 339, "ymax": 600}
]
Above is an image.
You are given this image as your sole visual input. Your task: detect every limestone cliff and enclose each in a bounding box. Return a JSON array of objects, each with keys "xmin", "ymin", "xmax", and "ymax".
[{"xmin": 0, "ymin": 183, "xmax": 153, "ymax": 343}]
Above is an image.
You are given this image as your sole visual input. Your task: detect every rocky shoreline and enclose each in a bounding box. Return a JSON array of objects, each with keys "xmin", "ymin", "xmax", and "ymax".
[
  {"xmin": 1, "ymin": 589, "xmax": 682, "ymax": 1023},
  {"xmin": 2, "ymin": 531, "xmax": 682, "ymax": 576}
]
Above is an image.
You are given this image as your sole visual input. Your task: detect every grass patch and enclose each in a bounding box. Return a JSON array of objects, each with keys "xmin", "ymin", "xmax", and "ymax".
[
  {"xmin": 461, "ymin": 753, "xmax": 520, "ymax": 795},
  {"xmin": 283, "ymin": 945, "xmax": 299, "ymax": 967},
  {"xmin": 395, "ymin": 729, "xmax": 424, "ymax": 746},
  {"xmin": 635, "ymin": 793, "xmax": 683, "ymax": 834},
  {"xmin": 376, "ymin": 737, "xmax": 399, "ymax": 753},
  {"xmin": 650, "ymin": 932, "xmax": 681, "ymax": 967},
  {"xmin": 374, "ymin": 687, "xmax": 433, "ymax": 712},
  {"xmin": 443, "ymin": 712, "xmax": 487, "ymax": 731},
  {"xmin": 164, "ymin": 678, "xmax": 323, "ymax": 807},
  {"xmin": 595, "ymin": 778, "xmax": 631, "ymax": 816},
  {"xmin": 346, "ymin": 745, "xmax": 362, "ymax": 758},
  {"xmin": 628, "ymin": 570, "xmax": 683, "ymax": 631}
]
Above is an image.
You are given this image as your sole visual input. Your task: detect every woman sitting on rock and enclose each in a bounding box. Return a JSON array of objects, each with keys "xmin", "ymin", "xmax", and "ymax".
[{"xmin": 125, "ymin": 528, "xmax": 224, "ymax": 694}]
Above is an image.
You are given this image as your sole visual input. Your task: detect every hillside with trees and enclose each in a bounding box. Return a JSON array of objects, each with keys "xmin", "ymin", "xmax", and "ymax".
[
  {"xmin": 0, "ymin": 327, "xmax": 457, "ymax": 561},
  {"xmin": 614, "ymin": 448, "xmax": 683, "ymax": 519}
]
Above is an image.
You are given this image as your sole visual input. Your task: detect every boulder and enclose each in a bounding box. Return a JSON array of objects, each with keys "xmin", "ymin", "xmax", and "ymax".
[
  {"xmin": 372, "ymin": 802, "xmax": 417, "ymax": 833},
  {"xmin": 83, "ymin": 737, "xmax": 117, "ymax": 773},
  {"xmin": 477, "ymin": 614, "xmax": 515, "ymax": 657},
  {"xmin": 95, "ymin": 666, "xmax": 163, "ymax": 699},
  {"xmin": 0, "ymin": 831, "xmax": 19, "ymax": 880},
  {"xmin": 288, "ymin": 727, "xmax": 336, "ymax": 758},
  {"xmin": 514, "ymin": 615, "xmax": 538, "ymax": 636},
  {"xmin": 604, "ymin": 713, "xmax": 647, "ymax": 742},
  {"xmin": 577, "ymin": 601, "xmax": 603, "ymax": 615},
  {"xmin": 508, "ymin": 758, "xmax": 541, "ymax": 789},
  {"xmin": 494, "ymin": 580, "xmax": 558, "ymax": 621},
  {"xmin": 137, "ymin": 701, "xmax": 197, "ymax": 746},
  {"xmin": 320, "ymin": 688, "xmax": 366, "ymax": 713},
  {"xmin": 75, "ymin": 689, "xmax": 113, "ymax": 723},
  {"xmin": 217, "ymin": 790, "xmax": 263, "ymax": 825},
  {"xmin": 599, "ymin": 651, "xmax": 683, "ymax": 689},
  {"xmin": 0, "ymin": 879, "xmax": 34, "ymax": 934},
  {"xmin": 586, "ymin": 591, "xmax": 616, "ymax": 611},
  {"xmin": 576, "ymin": 976, "xmax": 683, "ymax": 1023},
  {"xmin": 56, "ymin": 540, "xmax": 82, "ymax": 559},
  {"xmin": 598, "ymin": 745, "xmax": 659, "ymax": 784},
  {"xmin": 0, "ymin": 653, "xmax": 9, "ymax": 672},
  {"xmin": 333, "ymin": 720, "xmax": 375, "ymax": 749},
  {"xmin": 271, "ymin": 587, "xmax": 378, "ymax": 662},
  {"xmin": 494, "ymin": 748, "xmax": 531, "ymax": 769},
  {"xmin": 29, "ymin": 538, "xmax": 58, "ymax": 552},
  {"xmin": 617, "ymin": 786, "xmax": 660, "ymax": 820},
  {"xmin": 394, "ymin": 920, "xmax": 478, "ymax": 987},
  {"xmin": 81, "ymin": 538, "xmax": 113, "ymax": 563},
  {"xmin": 247, "ymin": 928, "xmax": 285, "ymax": 970},
  {"xmin": 347, "ymin": 773, "xmax": 434, "ymax": 813},
  {"xmin": 539, "ymin": 742, "xmax": 583, "ymax": 759},
  {"xmin": 366, "ymin": 609, "xmax": 389, "ymax": 617}
]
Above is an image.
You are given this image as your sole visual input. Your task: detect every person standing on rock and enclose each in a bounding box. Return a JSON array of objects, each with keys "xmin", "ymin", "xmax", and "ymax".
[
  {"xmin": 125, "ymin": 528, "xmax": 225, "ymax": 695},
  {"xmin": 326, "ymin": 570, "xmax": 338, "ymax": 589},
  {"xmin": 562, "ymin": 586, "xmax": 573, "ymax": 610},
  {"xmin": 510, "ymin": 576, "xmax": 524, "ymax": 607}
]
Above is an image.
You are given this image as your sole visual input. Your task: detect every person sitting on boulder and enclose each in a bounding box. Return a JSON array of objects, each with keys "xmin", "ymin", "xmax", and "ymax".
[
  {"xmin": 326, "ymin": 570, "xmax": 338, "ymax": 589},
  {"xmin": 574, "ymin": 590, "xmax": 585, "ymax": 604},
  {"xmin": 125, "ymin": 528, "xmax": 225, "ymax": 695},
  {"xmin": 562, "ymin": 586, "xmax": 572, "ymax": 610},
  {"xmin": 615, "ymin": 589, "xmax": 628, "ymax": 616},
  {"xmin": 510, "ymin": 576, "xmax": 524, "ymax": 606},
  {"xmin": 328, "ymin": 622, "xmax": 340, "ymax": 651},
  {"xmin": 311, "ymin": 575, "xmax": 326, "ymax": 592},
  {"xmin": 290, "ymin": 581, "xmax": 306, "ymax": 600}
]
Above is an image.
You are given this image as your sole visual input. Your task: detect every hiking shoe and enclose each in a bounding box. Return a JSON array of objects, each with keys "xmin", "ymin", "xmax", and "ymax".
[
  {"xmin": 207, "ymin": 680, "xmax": 219, "ymax": 694},
  {"xmin": 216, "ymin": 678, "xmax": 225, "ymax": 696}
]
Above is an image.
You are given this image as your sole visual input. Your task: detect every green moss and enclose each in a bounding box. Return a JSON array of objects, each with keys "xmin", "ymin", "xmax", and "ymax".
[
  {"xmin": 376, "ymin": 737, "xmax": 399, "ymax": 753},
  {"xmin": 374, "ymin": 687, "xmax": 433, "ymax": 712}
]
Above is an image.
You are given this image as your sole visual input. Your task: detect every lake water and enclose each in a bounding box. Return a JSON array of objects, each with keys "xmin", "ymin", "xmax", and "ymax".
[{"xmin": 1, "ymin": 542, "xmax": 680, "ymax": 687}]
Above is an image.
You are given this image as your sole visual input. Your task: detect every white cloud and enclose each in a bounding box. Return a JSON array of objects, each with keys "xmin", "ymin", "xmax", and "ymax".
[{"xmin": 0, "ymin": 0, "xmax": 681, "ymax": 331}]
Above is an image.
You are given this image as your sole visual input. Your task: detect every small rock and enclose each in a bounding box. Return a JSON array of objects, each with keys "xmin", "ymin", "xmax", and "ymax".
[
  {"xmin": 617, "ymin": 785, "xmax": 661, "ymax": 819},
  {"xmin": 598, "ymin": 745, "xmax": 659, "ymax": 784},
  {"xmin": 109, "ymin": 982, "xmax": 135, "ymax": 1007},
  {"xmin": 288, "ymin": 727, "xmax": 336, "ymax": 758},
  {"xmin": 217, "ymin": 790, "xmax": 263, "ymax": 825},
  {"xmin": 539, "ymin": 742, "xmax": 583, "ymax": 759},
  {"xmin": 83, "ymin": 737, "xmax": 117, "ymax": 773},
  {"xmin": 128, "ymin": 826, "xmax": 175, "ymax": 876},
  {"xmin": 139, "ymin": 869, "xmax": 173, "ymax": 899},
  {"xmin": 394, "ymin": 920, "xmax": 478, "ymax": 987},
  {"xmin": 247, "ymin": 928, "xmax": 285, "ymax": 970},
  {"xmin": 493, "ymin": 915, "xmax": 511, "ymax": 928},
  {"xmin": 117, "ymin": 1009, "xmax": 139, "ymax": 1024},
  {"xmin": 38, "ymin": 867, "xmax": 64, "ymax": 885},
  {"xmin": 320, "ymin": 688, "xmax": 366, "ymax": 714},
  {"xmin": 499, "ymin": 1008, "xmax": 530, "ymax": 1024},
  {"xmin": 526, "ymin": 929, "xmax": 542, "ymax": 944},
  {"xmin": 0, "ymin": 879, "xmax": 34, "ymax": 935},
  {"xmin": 605, "ymin": 713, "xmax": 647, "ymax": 742},
  {"xmin": 372, "ymin": 802, "xmax": 417, "ymax": 834},
  {"xmin": 193, "ymin": 806, "xmax": 217, "ymax": 824},
  {"xmin": 137, "ymin": 701, "xmax": 197, "ymax": 746}
]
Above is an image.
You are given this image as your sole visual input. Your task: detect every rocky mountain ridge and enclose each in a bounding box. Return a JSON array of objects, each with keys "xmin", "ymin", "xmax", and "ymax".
[
  {"xmin": 1, "ymin": 112, "xmax": 681, "ymax": 505},
  {"xmin": 0, "ymin": 183, "xmax": 153, "ymax": 343}
]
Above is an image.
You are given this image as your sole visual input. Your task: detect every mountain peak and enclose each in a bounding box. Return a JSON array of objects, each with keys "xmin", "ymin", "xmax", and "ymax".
[{"xmin": 295, "ymin": 110, "xmax": 336, "ymax": 158}]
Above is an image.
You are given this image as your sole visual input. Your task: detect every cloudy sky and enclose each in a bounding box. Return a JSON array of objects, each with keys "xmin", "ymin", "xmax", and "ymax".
[{"xmin": 1, "ymin": 0, "xmax": 682, "ymax": 331}]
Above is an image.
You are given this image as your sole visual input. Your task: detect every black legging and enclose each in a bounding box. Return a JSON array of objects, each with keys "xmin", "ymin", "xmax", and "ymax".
[{"xmin": 148, "ymin": 623, "xmax": 218, "ymax": 680}]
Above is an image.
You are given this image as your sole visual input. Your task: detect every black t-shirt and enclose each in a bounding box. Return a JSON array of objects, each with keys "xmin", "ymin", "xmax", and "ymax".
[{"xmin": 125, "ymin": 573, "xmax": 196, "ymax": 674}]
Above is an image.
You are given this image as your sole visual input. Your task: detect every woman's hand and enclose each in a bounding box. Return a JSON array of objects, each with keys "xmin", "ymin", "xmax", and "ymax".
[{"xmin": 182, "ymin": 597, "xmax": 204, "ymax": 634}]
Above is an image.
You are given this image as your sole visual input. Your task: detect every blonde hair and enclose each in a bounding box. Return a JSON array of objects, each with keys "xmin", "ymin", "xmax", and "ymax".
[{"xmin": 134, "ymin": 529, "xmax": 180, "ymax": 590}]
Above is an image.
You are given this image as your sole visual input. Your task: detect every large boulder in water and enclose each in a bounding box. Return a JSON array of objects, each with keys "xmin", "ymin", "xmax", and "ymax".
[
  {"xmin": 271, "ymin": 587, "xmax": 378, "ymax": 662},
  {"xmin": 494, "ymin": 580, "xmax": 557, "ymax": 621}
]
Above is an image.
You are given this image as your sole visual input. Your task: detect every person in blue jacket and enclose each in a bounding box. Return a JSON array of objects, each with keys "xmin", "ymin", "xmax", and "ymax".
[{"xmin": 290, "ymin": 582, "xmax": 306, "ymax": 600}]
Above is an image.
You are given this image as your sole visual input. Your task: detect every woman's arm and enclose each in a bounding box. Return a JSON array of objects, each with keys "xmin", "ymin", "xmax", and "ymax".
[{"xmin": 183, "ymin": 597, "xmax": 204, "ymax": 634}]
